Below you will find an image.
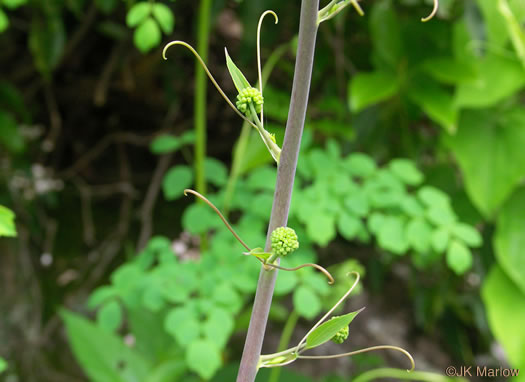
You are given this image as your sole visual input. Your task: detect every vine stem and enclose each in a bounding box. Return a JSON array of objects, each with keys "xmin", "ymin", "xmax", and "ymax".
[{"xmin": 236, "ymin": 1, "xmax": 320, "ymax": 381}]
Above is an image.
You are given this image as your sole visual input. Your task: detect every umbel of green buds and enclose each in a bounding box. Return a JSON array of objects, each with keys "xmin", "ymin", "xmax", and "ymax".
[
  {"xmin": 331, "ymin": 322, "xmax": 349, "ymax": 344},
  {"xmin": 236, "ymin": 87, "xmax": 264, "ymax": 115},
  {"xmin": 270, "ymin": 227, "xmax": 299, "ymax": 257}
]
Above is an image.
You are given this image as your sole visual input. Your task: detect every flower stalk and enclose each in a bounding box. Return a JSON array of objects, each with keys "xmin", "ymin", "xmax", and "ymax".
[{"xmin": 236, "ymin": 1, "xmax": 320, "ymax": 380}]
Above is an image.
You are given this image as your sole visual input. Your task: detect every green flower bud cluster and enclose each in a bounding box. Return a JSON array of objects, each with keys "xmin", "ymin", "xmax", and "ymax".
[
  {"xmin": 331, "ymin": 316, "xmax": 350, "ymax": 344},
  {"xmin": 236, "ymin": 87, "xmax": 264, "ymax": 115},
  {"xmin": 270, "ymin": 227, "xmax": 299, "ymax": 257},
  {"xmin": 331, "ymin": 321, "xmax": 349, "ymax": 344}
]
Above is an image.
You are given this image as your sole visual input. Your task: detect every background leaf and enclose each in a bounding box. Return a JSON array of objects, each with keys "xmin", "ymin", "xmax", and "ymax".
[
  {"xmin": 494, "ymin": 188, "xmax": 525, "ymax": 295},
  {"xmin": 293, "ymin": 285, "xmax": 322, "ymax": 320},
  {"xmin": 62, "ymin": 310, "xmax": 151, "ymax": 382},
  {"xmin": 0, "ymin": 205, "xmax": 16, "ymax": 237},
  {"xmin": 185, "ymin": 339, "xmax": 221, "ymax": 380},
  {"xmin": 0, "ymin": 9, "xmax": 9, "ymax": 33},
  {"xmin": 96, "ymin": 300, "xmax": 122, "ymax": 333},
  {"xmin": 455, "ymin": 55, "xmax": 525, "ymax": 108},
  {"xmin": 447, "ymin": 108, "xmax": 525, "ymax": 219},
  {"xmin": 162, "ymin": 165, "xmax": 193, "ymax": 200},
  {"xmin": 126, "ymin": 3, "xmax": 151, "ymax": 27},
  {"xmin": 446, "ymin": 240, "xmax": 472, "ymax": 275},
  {"xmin": 482, "ymin": 266, "xmax": 525, "ymax": 368},
  {"xmin": 29, "ymin": 16, "xmax": 65, "ymax": 78},
  {"xmin": 134, "ymin": 17, "xmax": 161, "ymax": 53},
  {"xmin": 152, "ymin": 3, "xmax": 174, "ymax": 34},
  {"xmin": 349, "ymin": 71, "xmax": 399, "ymax": 112}
]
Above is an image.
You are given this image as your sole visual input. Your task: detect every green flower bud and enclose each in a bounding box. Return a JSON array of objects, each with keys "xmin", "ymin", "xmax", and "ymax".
[
  {"xmin": 236, "ymin": 87, "xmax": 264, "ymax": 116},
  {"xmin": 270, "ymin": 227, "xmax": 299, "ymax": 257},
  {"xmin": 330, "ymin": 320, "xmax": 349, "ymax": 344}
]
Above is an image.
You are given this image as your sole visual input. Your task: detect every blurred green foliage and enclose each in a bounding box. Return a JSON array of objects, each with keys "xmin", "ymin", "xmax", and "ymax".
[{"xmin": 1, "ymin": 0, "xmax": 525, "ymax": 381}]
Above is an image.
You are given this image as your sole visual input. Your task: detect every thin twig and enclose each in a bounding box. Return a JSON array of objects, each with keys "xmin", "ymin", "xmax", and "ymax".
[{"xmin": 298, "ymin": 345, "xmax": 415, "ymax": 372}]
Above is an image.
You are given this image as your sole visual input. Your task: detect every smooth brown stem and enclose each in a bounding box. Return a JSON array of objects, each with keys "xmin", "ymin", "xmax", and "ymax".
[{"xmin": 236, "ymin": 1, "xmax": 319, "ymax": 381}]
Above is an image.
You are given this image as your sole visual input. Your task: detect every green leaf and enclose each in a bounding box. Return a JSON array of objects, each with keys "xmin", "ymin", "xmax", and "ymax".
[
  {"xmin": 244, "ymin": 247, "xmax": 272, "ymax": 261},
  {"xmin": 367, "ymin": 212, "xmax": 386, "ymax": 234},
  {"xmin": 274, "ymin": 270, "xmax": 299, "ymax": 296},
  {"xmin": 499, "ymin": 0, "xmax": 525, "ymax": 69},
  {"xmin": 431, "ymin": 227, "xmax": 450, "ymax": 253},
  {"xmin": 0, "ymin": 357, "xmax": 7, "ymax": 374},
  {"xmin": 126, "ymin": 3, "xmax": 151, "ymax": 27},
  {"xmin": 211, "ymin": 282, "xmax": 242, "ymax": 314},
  {"xmin": 293, "ymin": 285, "xmax": 322, "ymax": 320},
  {"xmin": 145, "ymin": 360, "xmax": 186, "ymax": 382},
  {"xmin": 3, "ymin": 0, "xmax": 27, "ymax": 9},
  {"xmin": 186, "ymin": 339, "xmax": 222, "ymax": 380},
  {"xmin": 377, "ymin": 216, "xmax": 408, "ymax": 255},
  {"xmin": 61, "ymin": 310, "xmax": 151, "ymax": 382},
  {"xmin": 405, "ymin": 218, "xmax": 432, "ymax": 253},
  {"xmin": 349, "ymin": 71, "xmax": 399, "ymax": 112},
  {"xmin": 342, "ymin": 153, "xmax": 377, "ymax": 177},
  {"xmin": 451, "ymin": 223, "xmax": 482, "ymax": 248},
  {"xmin": 0, "ymin": 205, "xmax": 16, "ymax": 237},
  {"xmin": 0, "ymin": 81, "xmax": 31, "ymax": 123},
  {"xmin": 152, "ymin": 3, "xmax": 174, "ymax": 34},
  {"xmin": 95, "ymin": 0, "xmax": 118, "ymax": 14},
  {"xmin": 369, "ymin": 0, "xmax": 402, "ymax": 69},
  {"xmin": 426, "ymin": 204, "xmax": 457, "ymax": 226},
  {"xmin": 455, "ymin": 55, "xmax": 525, "ymax": 108},
  {"xmin": 0, "ymin": 111, "xmax": 24, "ymax": 153},
  {"xmin": 417, "ymin": 186, "xmax": 450, "ymax": 207},
  {"xmin": 477, "ymin": 0, "xmax": 512, "ymax": 47},
  {"xmin": 337, "ymin": 211, "xmax": 363, "ymax": 240},
  {"xmin": 306, "ymin": 212, "xmax": 336, "ymax": 247},
  {"xmin": 407, "ymin": 79, "xmax": 458, "ymax": 133},
  {"xmin": 29, "ymin": 16, "xmax": 66, "ymax": 78},
  {"xmin": 344, "ymin": 191, "xmax": 369, "ymax": 217},
  {"xmin": 150, "ymin": 135, "xmax": 182, "ymax": 154},
  {"xmin": 482, "ymin": 265, "xmax": 525, "ymax": 368},
  {"xmin": 96, "ymin": 300, "xmax": 122, "ymax": 332},
  {"xmin": 400, "ymin": 195, "xmax": 424, "ymax": 218},
  {"xmin": 305, "ymin": 309, "xmax": 363, "ymax": 350},
  {"xmin": 388, "ymin": 159, "xmax": 423, "ymax": 186},
  {"xmin": 205, "ymin": 157, "xmax": 227, "ymax": 186},
  {"xmin": 134, "ymin": 17, "xmax": 161, "ymax": 53},
  {"xmin": 245, "ymin": 166, "xmax": 276, "ymax": 191},
  {"xmin": 421, "ymin": 57, "xmax": 477, "ymax": 85},
  {"xmin": 308, "ymin": 149, "xmax": 334, "ymax": 178},
  {"xmin": 164, "ymin": 306, "xmax": 200, "ymax": 346},
  {"xmin": 0, "ymin": 9, "xmax": 9, "ymax": 33},
  {"xmin": 494, "ymin": 188, "xmax": 525, "ymax": 295},
  {"xmin": 203, "ymin": 306, "xmax": 234, "ymax": 348},
  {"xmin": 250, "ymin": 193, "xmax": 274, "ymax": 219},
  {"xmin": 88, "ymin": 286, "xmax": 118, "ymax": 309},
  {"xmin": 162, "ymin": 165, "xmax": 193, "ymax": 200},
  {"xmin": 182, "ymin": 202, "xmax": 221, "ymax": 234},
  {"xmin": 225, "ymin": 48, "xmax": 251, "ymax": 93},
  {"xmin": 446, "ymin": 108, "xmax": 525, "ymax": 219},
  {"xmin": 446, "ymin": 240, "xmax": 472, "ymax": 274},
  {"xmin": 142, "ymin": 285, "xmax": 165, "ymax": 312}
]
